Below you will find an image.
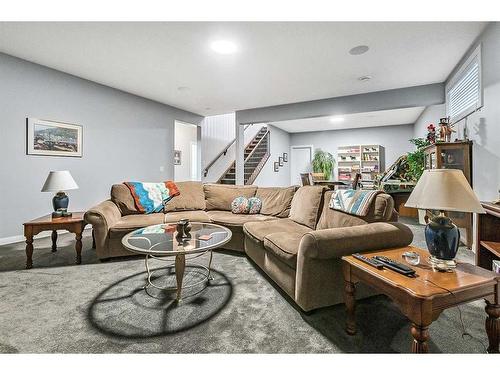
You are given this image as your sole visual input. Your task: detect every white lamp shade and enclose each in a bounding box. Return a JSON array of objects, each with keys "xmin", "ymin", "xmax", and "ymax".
[
  {"xmin": 405, "ymin": 169, "xmax": 485, "ymax": 214},
  {"xmin": 41, "ymin": 171, "xmax": 79, "ymax": 192}
]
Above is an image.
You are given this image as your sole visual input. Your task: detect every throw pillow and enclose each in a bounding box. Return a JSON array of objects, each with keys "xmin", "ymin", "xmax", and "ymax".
[
  {"xmin": 231, "ymin": 196, "xmax": 249, "ymax": 214},
  {"xmin": 247, "ymin": 197, "xmax": 262, "ymax": 214}
]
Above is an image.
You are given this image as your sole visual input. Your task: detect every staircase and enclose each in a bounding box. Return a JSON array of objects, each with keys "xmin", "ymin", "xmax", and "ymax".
[{"xmin": 218, "ymin": 126, "xmax": 270, "ymax": 185}]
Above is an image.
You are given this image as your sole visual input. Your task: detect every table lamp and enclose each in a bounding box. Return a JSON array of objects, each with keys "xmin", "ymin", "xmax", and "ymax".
[
  {"xmin": 405, "ymin": 169, "xmax": 485, "ymax": 270},
  {"xmin": 41, "ymin": 171, "xmax": 79, "ymax": 218}
]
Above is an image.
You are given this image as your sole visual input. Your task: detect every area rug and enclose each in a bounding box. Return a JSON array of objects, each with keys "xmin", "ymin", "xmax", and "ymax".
[{"xmin": 0, "ymin": 219, "xmax": 490, "ymax": 353}]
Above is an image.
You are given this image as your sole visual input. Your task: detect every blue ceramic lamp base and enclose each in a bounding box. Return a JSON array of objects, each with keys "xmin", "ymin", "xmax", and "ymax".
[
  {"xmin": 425, "ymin": 211, "xmax": 460, "ymax": 271},
  {"xmin": 52, "ymin": 191, "xmax": 72, "ymax": 218}
]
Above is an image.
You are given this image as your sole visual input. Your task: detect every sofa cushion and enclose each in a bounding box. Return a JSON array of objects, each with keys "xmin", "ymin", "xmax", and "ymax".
[
  {"xmin": 288, "ymin": 186, "xmax": 325, "ymax": 229},
  {"xmin": 231, "ymin": 196, "xmax": 250, "ymax": 214},
  {"xmin": 207, "ymin": 210, "xmax": 276, "ymax": 227},
  {"xmin": 256, "ymin": 186, "xmax": 297, "ymax": 217},
  {"xmin": 243, "ymin": 218, "xmax": 311, "ymax": 242},
  {"xmin": 247, "ymin": 197, "xmax": 262, "ymax": 214},
  {"xmin": 204, "ymin": 184, "xmax": 257, "ymax": 211},
  {"xmin": 164, "ymin": 210, "xmax": 211, "ymax": 223},
  {"xmin": 111, "ymin": 183, "xmax": 139, "ymax": 215},
  {"xmin": 263, "ymin": 232, "xmax": 304, "ymax": 269},
  {"xmin": 164, "ymin": 181, "xmax": 206, "ymax": 212},
  {"xmin": 316, "ymin": 190, "xmax": 394, "ymax": 230},
  {"xmin": 109, "ymin": 213, "xmax": 165, "ymax": 238}
]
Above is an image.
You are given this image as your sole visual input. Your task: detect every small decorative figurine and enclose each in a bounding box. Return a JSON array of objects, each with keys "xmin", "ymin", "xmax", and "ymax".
[
  {"xmin": 426, "ymin": 124, "xmax": 436, "ymax": 144},
  {"xmin": 438, "ymin": 117, "xmax": 455, "ymax": 142},
  {"xmin": 176, "ymin": 219, "xmax": 192, "ymax": 241}
]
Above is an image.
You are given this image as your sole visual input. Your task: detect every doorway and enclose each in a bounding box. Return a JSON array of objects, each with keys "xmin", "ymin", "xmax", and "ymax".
[
  {"xmin": 290, "ymin": 145, "xmax": 313, "ymax": 186},
  {"xmin": 174, "ymin": 120, "xmax": 201, "ymax": 181}
]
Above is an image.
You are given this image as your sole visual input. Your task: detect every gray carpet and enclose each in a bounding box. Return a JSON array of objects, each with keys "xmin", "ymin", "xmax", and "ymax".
[{"xmin": 0, "ymin": 219, "xmax": 490, "ymax": 353}]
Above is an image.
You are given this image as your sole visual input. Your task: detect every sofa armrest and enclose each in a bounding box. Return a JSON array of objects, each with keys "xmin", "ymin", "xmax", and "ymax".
[
  {"xmin": 84, "ymin": 200, "xmax": 122, "ymax": 233},
  {"xmin": 298, "ymin": 222, "xmax": 413, "ymax": 260}
]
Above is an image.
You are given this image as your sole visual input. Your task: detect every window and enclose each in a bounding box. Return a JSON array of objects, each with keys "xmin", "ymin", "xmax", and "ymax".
[{"xmin": 445, "ymin": 44, "xmax": 482, "ymax": 124}]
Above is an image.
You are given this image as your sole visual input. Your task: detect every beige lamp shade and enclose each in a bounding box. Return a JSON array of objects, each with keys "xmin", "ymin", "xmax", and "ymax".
[
  {"xmin": 41, "ymin": 171, "xmax": 79, "ymax": 192},
  {"xmin": 405, "ymin": 169, "xmax": 485, "ymax": 213}
]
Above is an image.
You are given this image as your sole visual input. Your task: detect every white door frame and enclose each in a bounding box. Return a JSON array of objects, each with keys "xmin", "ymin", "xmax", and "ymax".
[
  {"xmin": 174, "ymin": 120, "xmax": 202, "ymax": 181},
  {"xmin": 290, "ymin": 145, "xmax": 314, "ymax": 185}
]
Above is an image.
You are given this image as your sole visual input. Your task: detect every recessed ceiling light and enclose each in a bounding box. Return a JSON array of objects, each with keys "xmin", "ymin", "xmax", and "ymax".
[
  {"xmin": 177, "ymin": 86, "xmax": 190, "ymax": 92},
  {"xmin": 330, "ymin": 116, "xmax": 345, "ymax": 123},
  {"xmin": 210, "ymin": 40, "xmax": 238, "ymax": 55},
  {"xmin": 349, "ymin": 45, "xmax": 370, "ymax": 55},
  {"xmin": 358, "ymin": 75, "xmax": 372, "ymax": 82}
]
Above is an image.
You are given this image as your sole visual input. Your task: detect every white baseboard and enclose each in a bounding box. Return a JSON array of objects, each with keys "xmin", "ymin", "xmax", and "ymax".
[{"xmin": 0, "ymin": 227, "xmax": 92, "ymax": 246}]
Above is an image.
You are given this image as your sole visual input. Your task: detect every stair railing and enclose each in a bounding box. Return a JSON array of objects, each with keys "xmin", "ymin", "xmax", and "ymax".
[
  {"xmin": 245, "ymin": 129, "xmax": 270, "ymax": 185},
  {"xmin": 203, "ymin": 124, "xmax": 252, "ymax": 178},
  {"xmin": 216, "ymin": 126, "xmax": 269, "ymax": 184}
]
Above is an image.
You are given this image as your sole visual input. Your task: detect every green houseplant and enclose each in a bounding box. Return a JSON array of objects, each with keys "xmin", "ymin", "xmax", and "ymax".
[
  {"xmin": 406, "ymin": 137, "xmax": 430, "ymax": 182},
  {"xmin": 312, "ymin": 149, "xmax": 335, "ymax": 181}
]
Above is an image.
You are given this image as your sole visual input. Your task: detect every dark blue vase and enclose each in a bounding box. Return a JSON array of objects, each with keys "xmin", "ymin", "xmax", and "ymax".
[
  {"xmin": 52, "ymin": 192, "xmax": 69, "ymax": 211},
  {"xmin": 424, "ymin": 214, "xmax": 460, "ymax": 260}
]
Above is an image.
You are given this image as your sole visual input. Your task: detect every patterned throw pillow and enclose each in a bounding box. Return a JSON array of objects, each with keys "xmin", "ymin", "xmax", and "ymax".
[
  {"xmin": 231, "ymin": 196, "xmax": 249, "ymax": 214},
  {"xmin": 247, "ymin": 197, "xmax": 262, "ymax": 214}
]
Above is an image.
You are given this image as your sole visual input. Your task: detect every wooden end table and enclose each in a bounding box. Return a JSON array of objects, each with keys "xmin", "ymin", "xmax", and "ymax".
[
  {"xmin": 23, "ymin": 212, "xmax": 87, "ymax": 269},
  {"xmin": 342, "ymin": 246, "xmax": 499, "ymax": 353}
]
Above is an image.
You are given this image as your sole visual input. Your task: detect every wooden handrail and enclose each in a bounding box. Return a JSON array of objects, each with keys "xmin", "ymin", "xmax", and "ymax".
[{"xmin": 203, "ymin": 124, "xmax": 252, "ymax": 177}]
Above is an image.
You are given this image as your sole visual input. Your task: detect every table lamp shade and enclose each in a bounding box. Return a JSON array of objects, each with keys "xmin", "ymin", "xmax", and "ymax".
[
  {"xmin": 405, "ymin": 169, "xmax": 485, "ymax": 214},
  {"xmin": 41, "ymin": 171, "xmax": 79, "ymax": 192}
]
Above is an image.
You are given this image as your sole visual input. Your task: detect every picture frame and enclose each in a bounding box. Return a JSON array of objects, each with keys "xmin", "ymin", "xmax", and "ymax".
[
  {"xmin": 274, "ymin": 161, "xmax": 279, "ymax": 172},
  {"xmin": 174, "ymin": 150, "xmax": 182, "ymax": 165},
  {"xmin": 278, "ymin": 156, "xmax": 283, "ymax": 167},
  {"xmin": 283, "ymin": 152, "xmax": 288, "ymax": 162},
  {"xmin": 26, "ymin": 118, "xmax": 83, "ymax": 157}
]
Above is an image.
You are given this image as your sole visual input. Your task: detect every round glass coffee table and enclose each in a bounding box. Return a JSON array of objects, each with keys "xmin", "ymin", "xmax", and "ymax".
[{"xmin": 122, "ymin": 222, "xmax": 232, "ymax": 302}]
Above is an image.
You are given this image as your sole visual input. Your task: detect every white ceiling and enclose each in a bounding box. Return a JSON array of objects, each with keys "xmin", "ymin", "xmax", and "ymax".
[
  {"xmin": 0, "ymin": 22, "xmax": 487, "ymax": 116},
  {"xmin": 271, "ymin": 107, "xmax": 425, "ymax": 133}
]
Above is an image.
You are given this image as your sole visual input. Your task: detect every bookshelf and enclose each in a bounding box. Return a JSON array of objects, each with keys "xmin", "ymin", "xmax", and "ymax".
[{"xmin": 337, "ymin": 145, "xmax": 385, "ymax": 188}]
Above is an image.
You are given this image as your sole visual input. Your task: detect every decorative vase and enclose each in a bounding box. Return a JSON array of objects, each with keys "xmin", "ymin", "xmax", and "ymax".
[
  {"xmin": 176, "ymin": 219, "xmax": 192, "ymax": 241},
  {"xmin": 424, "ymin": 213, "xmax": 460, "ymax": 269}
]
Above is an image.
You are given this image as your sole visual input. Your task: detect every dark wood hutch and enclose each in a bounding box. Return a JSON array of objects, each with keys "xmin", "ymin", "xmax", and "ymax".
[{"xmin": 422, "ymin": 141, "xmax": 473, "ymax": 248}]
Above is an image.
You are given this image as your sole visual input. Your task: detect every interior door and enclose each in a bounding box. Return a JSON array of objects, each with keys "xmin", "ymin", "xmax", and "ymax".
[{"xmin": 290, "ymin": 145, "xmax": 313, "ymax": 186}]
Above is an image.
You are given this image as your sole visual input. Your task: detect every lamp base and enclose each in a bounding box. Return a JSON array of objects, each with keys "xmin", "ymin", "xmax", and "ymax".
[{"xmin": 429, "ymin": 256, "xmax": 456, "ymax": 271}]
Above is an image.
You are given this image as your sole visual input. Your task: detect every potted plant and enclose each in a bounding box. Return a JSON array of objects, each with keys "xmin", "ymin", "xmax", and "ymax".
[
  {"xmin": 407, "ymin": 137, "xmax": 430, "ymax": 223},
  {"xmin": 312, "ymin": 149, "xmax": 335, "ymax": 181}
]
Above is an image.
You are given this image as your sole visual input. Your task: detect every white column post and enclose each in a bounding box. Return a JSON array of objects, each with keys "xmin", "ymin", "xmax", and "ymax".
[{"xmin": 235, "ymin": 115, "xmax": 245, "ymax": 185}]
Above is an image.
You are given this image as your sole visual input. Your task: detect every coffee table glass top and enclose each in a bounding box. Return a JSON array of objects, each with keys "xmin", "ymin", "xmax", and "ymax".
[{"xmin": 122, "ymin": 222, "xmax": 232, "ymax": 255}]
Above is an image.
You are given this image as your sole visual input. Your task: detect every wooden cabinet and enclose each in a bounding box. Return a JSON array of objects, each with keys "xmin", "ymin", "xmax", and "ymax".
[
  {"xmin": 422, "ymin": 141, "xmax": 473, "ymax": 248},
  {"xmin": 476, "ymin": 202, "xmax": 500, "ymax": 271}
]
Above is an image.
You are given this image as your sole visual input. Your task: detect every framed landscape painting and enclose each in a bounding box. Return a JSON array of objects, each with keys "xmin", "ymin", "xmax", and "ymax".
[{"xmin": 26, "ymin": 118, "xmax": 83, "ymax": 157}]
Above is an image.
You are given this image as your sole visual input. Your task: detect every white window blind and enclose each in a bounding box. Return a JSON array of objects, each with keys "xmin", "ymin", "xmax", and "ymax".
[{"xmin": 446, "ymin": 44, "xmax": 482, "ymax": 124}]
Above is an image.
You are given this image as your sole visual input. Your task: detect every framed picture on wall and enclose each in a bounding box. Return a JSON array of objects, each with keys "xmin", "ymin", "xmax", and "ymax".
[
  {"xmin": 283, "ymin": 152, "xmax": 288, "ymax": 162},
  {"xmin": 274, "ymin": 161, "xmax": 279, "ymax": 172},
  {"xmin": 26, "ymin": 118, "xmax": 83, "ymax": 157},
  {"xmin": 174, "ymin": 150, "xmax": 182, "ymax": 165},
  {"xmin": 278, "ymin": 156, "xmax": 284, "ymax": 167}
]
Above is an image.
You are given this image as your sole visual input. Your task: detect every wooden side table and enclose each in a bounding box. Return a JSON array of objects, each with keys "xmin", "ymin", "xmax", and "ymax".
[
  {"xmin": 342, "ymin": 246, "xmax": 499, "ymax": 353},
  {"xmin": 23, "ymin": 212, "xmax": 87, "ymax": 269}
]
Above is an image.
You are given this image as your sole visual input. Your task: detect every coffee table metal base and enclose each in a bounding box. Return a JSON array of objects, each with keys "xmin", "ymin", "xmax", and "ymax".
[{"xmin": 143, "ymin": 250, "xmax": 214, "ymax": 302}]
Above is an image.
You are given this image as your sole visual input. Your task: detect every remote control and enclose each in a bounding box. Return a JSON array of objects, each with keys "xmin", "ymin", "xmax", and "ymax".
[
  {"xmin": 352, "ymin": 253, "xmax": 384, "ymax": 269},
  {"xmin": 373, "ymin": 255, "xmax": 416, "ymax": 276}
]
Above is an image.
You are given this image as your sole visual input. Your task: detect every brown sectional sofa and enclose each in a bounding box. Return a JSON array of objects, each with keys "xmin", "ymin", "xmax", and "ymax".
[{"xmin": 85, "ymin": 182, "xmax": 413, "ymax": 311}]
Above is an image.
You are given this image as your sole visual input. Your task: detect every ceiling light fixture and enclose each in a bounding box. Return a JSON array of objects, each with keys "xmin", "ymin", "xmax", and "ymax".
[
  {"xmin": 358, "ymin": 75, "xmax": 372, "ymax": 82},
  {"xmin": 330, "ymin": 117, "xmax": 345, "ymax": 123},
  {"xmin": 349, "ymin": 45, "xmax": 370, "ymax": 55},
  {"xmin": 210, "ymin": 40, "xmax": 238, "ymax": 55}
]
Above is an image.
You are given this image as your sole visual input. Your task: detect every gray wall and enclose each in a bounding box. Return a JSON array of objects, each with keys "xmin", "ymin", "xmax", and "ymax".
[
  {"xmin": 412, "ymin": 23, "xmax": 500, "ymax": 201},
  {"xmin": 0, "ymin": 53, "xmax": 203, "ymax": 240},
  {"xmin": 254, "ymin": 125, "xmax": 291, "ymax": 187},
  {"xmin": 413, "ymin": 104, "xmax": 446, "ymax": 138},
  {"xmin": 290, "ymin": 124, "xmax": 415, "ymax": 180}
]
